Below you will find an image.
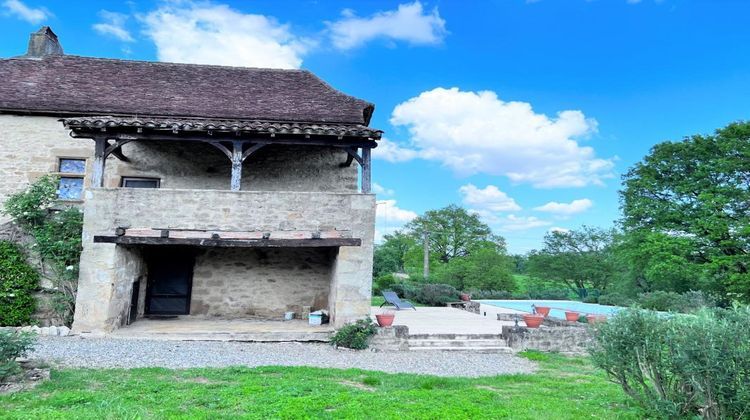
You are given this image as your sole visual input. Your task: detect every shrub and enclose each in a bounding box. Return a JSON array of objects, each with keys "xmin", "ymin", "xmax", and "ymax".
[
  {"xmin": 372, "ymin": 274, "xmax": 398, "ymax": 295},
  {"xmin": 413, "ymin": 283, "xmax": 460, "ymax": 306},
  {"xmin": 330, "ymin": 319, "xmax": 378, "ymax": 350},
  {"xmin": 3, "ymin": 176, "xmax": 83, "ymax": 326},
  {"xmin": 597, "ymin": 293, "xmax": 634, "ymax": 307},
  {"xmin": 466, "ymin": 289, "xmax": 512, "ymax": 300},
  {"xmin": 389, "ymin": 282, "xmax": 420, "ymax": 300},
  {"xmin": 528, "ymin": 289, "xmax": 569, "ymax": 300},
  {"xmin": 0, "ymin": 330, "xmax": 36, "ymax": 381},
  {"xmin": 0, "ymin": 241, "xmax": 39, "ymax": 326},
  {"xmin": 637, "ymin": 290, "xmax": 689, "ymax": 312},
  {"xmin": 582, "ymin": 295, "xmax": 598, "ymax": 303},
  {"xmin": 590, "ymin": 307, "xmax": 750, "ymax": 419}
]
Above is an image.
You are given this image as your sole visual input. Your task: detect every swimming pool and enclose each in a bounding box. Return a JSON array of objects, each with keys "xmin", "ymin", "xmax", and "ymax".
[{"xmin": 479, "ymin": 300, "xmax": 623, "ymax": 319}]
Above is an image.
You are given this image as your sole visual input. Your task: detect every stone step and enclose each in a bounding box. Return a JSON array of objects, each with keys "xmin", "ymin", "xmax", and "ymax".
[
  {"xmin": 409, "ymin": 346, "xmax": 513, "ymax": 353},
  {"xmin": 408, "ymin": 339, "xmax": 508, "ymax": 348},
  {"xmin": 408, "ymin": 333, "xmax": 504, "ymax": 340}
]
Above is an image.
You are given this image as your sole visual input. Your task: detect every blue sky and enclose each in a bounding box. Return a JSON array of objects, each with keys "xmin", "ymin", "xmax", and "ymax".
[{"xmin": 2, "ymin": 0, "xmax": 749, "ymax": 253}]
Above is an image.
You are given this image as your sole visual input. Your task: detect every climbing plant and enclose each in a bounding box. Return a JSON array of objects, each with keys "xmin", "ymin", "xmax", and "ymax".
[
  {"xmin": 0, "ymin": 241, "xmax": 39, "ymax": 326},
  {"xmin": 4, "ymin": 175, "xmax": 83, "ymax": 326}
]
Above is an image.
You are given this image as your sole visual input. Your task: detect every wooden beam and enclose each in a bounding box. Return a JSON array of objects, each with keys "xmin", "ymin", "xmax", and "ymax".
[
  {"xmin": 340, "ymin": 147, "xmax": 363, "ymax": 167},
  {"xmin": 91, "ymin": 137, "xmax": 108, "ymax": 188},
  {"xmin": 241, "ymin": 143, "xmax": 266, "ymax": 161},
  {"xmin": 361, "ymin": 147, "xmax": 372, "ymax": 194},
  {"xmin": 71, "ymin": 132, "xmax": 378, "ymax": 149},
  {"xmin": 230, "ymin": 140, "xmax": 243, "ymax": 191},
  {"xmin": 93, "ymin": 235, "xmax": 362, "ymax": 248}
]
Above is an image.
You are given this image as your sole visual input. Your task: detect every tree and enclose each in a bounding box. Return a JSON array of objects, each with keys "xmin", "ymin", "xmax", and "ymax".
[
  {"xmin": 405, "ymin": 204, "xmax": 503, "ymax": 263},
  {"xmin": 621, "ymin": 121, "xmax": 750, "ymax": 301},
  {"xmin": 434, "ymin": 243, "xmax": 515, "ymax": 291},
  {"xmin": 527, "ymin": 226, "xmax": 616, "ymax": 297},
  {"xmin": 373, "ymin": 231, "xmax": 416, "ymax": 277}
]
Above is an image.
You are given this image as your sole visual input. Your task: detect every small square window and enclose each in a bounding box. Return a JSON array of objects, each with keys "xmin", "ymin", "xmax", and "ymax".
[
  {"xmin": 121, "ymin": 177, "xmax": 160, "ymax": 189},
  {"xmin": 58, "ymin": 177, "xmax": 84, "ymax": 200},
  {"xmin": 59, "ymin": 158, "xmax": 85, "ymax": 174}
]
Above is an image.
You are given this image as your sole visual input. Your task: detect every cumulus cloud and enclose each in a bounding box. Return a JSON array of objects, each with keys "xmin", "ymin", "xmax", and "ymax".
[
  {"xmin": 327, "ymin": 1, "xmax": 447, "ymax": 50},
  {"xmin": 2, "ymin": 0, "xmax": 49, "ymax": 24},
  {"xmin": 93, "ymin": 10, "xmax": 134, "ymax": 42},
  {"xmin": 534, "ymin": 198, "xmax": 593, "ymax": 216},
  {"xmin": 459, "ymin": 184, "xmax": 521, "ymax": 212},
  {"xmin": 372, "ymin": 182, "xmax": 394, "ymax": 196},
  {"xmin": 141, "ymin": 1, "xmax": 312, "ymax": 69},
  {"xmin": 373, "ymin": 137, "xmax": 422, "ymax": 163},
  {"xmin": 388, "ymin": 87, "xmax": 614, "ymax": 188},
  {"xmin": 549, "ymin": 226, "xmax": 571, "ymax": 234},
  {"xmin": 375, "ymin": 199, "xmax": 418, "ymax": 243},
  {"xmin": 472, "ymin": 210, "xmax": 552, "ymax": 232}
]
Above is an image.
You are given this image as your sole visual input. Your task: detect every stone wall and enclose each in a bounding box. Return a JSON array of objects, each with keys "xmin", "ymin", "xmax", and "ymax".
[
  {"xmin": 0, "ymin": 115, "xmax": 359, "ymax": 225},
  {"xmin": 189, "ymin": 247, "xmax": 334, "ymax": 318},
  {"xmin": 369, "ymin": 325, "xmax": 410, "ymax": 351},
  {"xmin": 73, "ymin": 189, "xmax": 375, "ymax": 333},
  {"xmin": 502, "ymin": 325, "xmax": 594, "ymax": 355}
]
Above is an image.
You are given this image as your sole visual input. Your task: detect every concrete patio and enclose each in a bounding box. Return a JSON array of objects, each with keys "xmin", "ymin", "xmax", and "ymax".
[{"xmin": 370, "ymin": 304, "xmax": 522, "ymax": 335}]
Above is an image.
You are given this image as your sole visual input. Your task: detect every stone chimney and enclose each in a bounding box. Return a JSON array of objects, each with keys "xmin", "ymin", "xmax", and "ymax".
[{"xmin": 25, "ymin": 26, "xmax": 63, "ymax": 57}]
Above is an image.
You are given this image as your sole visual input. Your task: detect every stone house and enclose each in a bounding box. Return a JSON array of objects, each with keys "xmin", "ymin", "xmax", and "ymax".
[{"xmin": 0, "ymin": 27, "xmax": 381, "ymax": 334}]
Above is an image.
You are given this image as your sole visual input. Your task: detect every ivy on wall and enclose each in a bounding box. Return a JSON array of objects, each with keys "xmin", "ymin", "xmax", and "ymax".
[
  {"xmin": 0, "ymin": 241, "xmax": 39, "ymax": 326},
  {"xmin": 3, "ymin": 175, "xmax": 83, "ymax": 326}
]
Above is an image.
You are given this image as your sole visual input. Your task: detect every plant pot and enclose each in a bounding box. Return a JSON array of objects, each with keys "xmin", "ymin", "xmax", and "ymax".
[
  {"xmin": 522, "ymin": 314, "xmax": 544, "ymax": 328},
  {"xmin": 460, "ymin": 293, "xmax": 471, "ymax": 302},
  {"xmin": 586, "ymin": 315, "xmax": 607, "ymax": 324},
  {"xmin": 375, "ymin": 314, "xmax": 395, "ymax": 327},
  {"xmin": 535, "ymin": 306, "xmax": 551, "ymax": 317},
  {"xmin": 565, "ymin": 311, "xmax": 579, "ymax": 322}
]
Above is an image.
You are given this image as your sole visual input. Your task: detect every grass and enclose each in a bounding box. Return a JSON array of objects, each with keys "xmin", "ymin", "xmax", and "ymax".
[{"xmin": 0, "ymin": 352, "xmax": 640, "ymax": 419}]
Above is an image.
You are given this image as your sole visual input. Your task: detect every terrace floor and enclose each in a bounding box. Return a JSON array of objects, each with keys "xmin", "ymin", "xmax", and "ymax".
[
  {"xmin": 370, "ymin": 305, "xmax": 522, "ymax": 335},
  {"xmin": 109, "ymin": 316, "xmax": 334, "ymax": 342}
]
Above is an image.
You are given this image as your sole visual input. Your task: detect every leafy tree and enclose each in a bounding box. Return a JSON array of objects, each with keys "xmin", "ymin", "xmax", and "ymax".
[
  {"xmin": 621, "ymin": 122, "xmax": 750, "ymax": 301},
  {"xmin": 405, "ymin": 204, "xmax": 503, "ymax": 263},
  {"xmin": 373, "ymin": 231, "xmax": 416, "ymax": 277},
  {"xmin": 527, "ymin": 226, "xmax": 616, "ymax": 297},
  {"xmin": 434, "ymin": 244, "xmax": 515, "ymax": 291}
]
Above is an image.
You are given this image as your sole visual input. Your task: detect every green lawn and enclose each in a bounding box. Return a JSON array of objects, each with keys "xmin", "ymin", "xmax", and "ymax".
[{"xmin": 0, "ymin": 352, "xmax": 639, "ymax": 419}]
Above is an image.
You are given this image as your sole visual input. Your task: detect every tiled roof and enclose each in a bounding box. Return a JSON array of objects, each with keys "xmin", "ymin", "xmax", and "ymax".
[
  {"xmin": 62, "ymin": 116, "xmax": 382, "ymax": 139},
  {"xmin": 0, "ymin": 55, "xmax": 375, "ymax": 125}
]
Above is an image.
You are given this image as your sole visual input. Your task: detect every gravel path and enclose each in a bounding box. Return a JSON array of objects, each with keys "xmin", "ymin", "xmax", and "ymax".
[{"xmin": 30, "ymin": 337, "xmax": 536, "ymax": 377}]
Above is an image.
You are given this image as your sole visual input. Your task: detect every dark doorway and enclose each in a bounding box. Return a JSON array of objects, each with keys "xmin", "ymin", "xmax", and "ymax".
[
  {"xmin": 145, "ymin": 247, "xmax": 195, "ymax": 315},
  {"xmin": 128, "ymin": 280, "xmax": 140, "ymax": 324}
]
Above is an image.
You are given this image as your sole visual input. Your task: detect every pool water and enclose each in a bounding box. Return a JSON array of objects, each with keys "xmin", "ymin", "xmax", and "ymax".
[{"xmin": 480, "ymin": 300, "xmax": 623, "ymax": 319}]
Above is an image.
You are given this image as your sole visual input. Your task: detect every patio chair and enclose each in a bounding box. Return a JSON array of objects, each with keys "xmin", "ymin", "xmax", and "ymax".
[{"xmin": 380, "ymin": 290, "xmax": 417, "ymax": 310}]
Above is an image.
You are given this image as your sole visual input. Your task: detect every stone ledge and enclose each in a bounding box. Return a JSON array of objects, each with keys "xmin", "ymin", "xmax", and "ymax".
[
  {"xmin": 369, "ymin": 325, "xmax": 409, "ymax": 351},
  {"xmin": 501, "ymin": 325, "xmax": 593, "ymax": 355}
]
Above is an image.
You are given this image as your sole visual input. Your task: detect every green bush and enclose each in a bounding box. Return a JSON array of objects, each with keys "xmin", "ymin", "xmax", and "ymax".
[
  {"xmin": 330, "ymin": 319, "xmax": 378, "ymax": 350},
  {"xmin": 590, "ymin": 307, "xmax": 750, "ymax": 419},
  {"xmin": 0, "ymin": 241, "xmax": 39, "ymax": 326},
  {"xmin": 528, "ymin": 289, "xmax": 570, "ymax": 300},
  {"xmin": 372, "ymin": 274, "xmax": 398, "ymax": 295},
  {"xmin": 466, "ymin": 289, "xmax": 513, "ymax": 300},
  {"xmin": 582, "ymin": 295, "xmax": 598, "ymax": 303},
  {"xmin": 414, "ymin": 283, "xmax": 460, "ymax": 306},
  {"xmin": 0, "ymin": 330, "xmax": 36, "ymax": 381},
  {"xmin": 3, "ymin": 176, "xmax": 83, "ymax": 326},
  {"xmin": 597, "ymin": 293, "xmax": 634, "ymax": 307},
  {"xmin": 637, "ymin": 291, "xmax": 689, "ymax": 312}
]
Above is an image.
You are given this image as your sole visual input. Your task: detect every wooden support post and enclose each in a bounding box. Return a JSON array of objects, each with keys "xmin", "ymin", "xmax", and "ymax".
[
  {"xmin": 91, "ymin": 137, "xmax": 108, "ymax": 188},
  {"xmin": 230, "ymin": 140, "xmax": 243, "ymax": 191},
  {"xmin": 361, "ymin": 147, "xmax": 372, "ymax": 194}
]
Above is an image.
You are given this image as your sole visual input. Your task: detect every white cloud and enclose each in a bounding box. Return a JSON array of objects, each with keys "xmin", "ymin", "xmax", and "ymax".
[
  {"xmin": 327, "ymin": 1, "xmax": 447, "ymax": 50},
  {"xmin": 373, "ymin": 137, "xmax": 421, "ymax": 163},
  {"xmin": 389, "ymin": 87, "xmax": 615, "ymax": 188},
  {"xmin": 2, "ymin": 0, "xmax": 49, "ymax": 24},
  {"xmin": 534, "ymin": 198, "xmax": 593, "ymax": 216},
  {"xmin": 549, "ymin": 226, "xmax": 570, "ymax": 234},
  {"xmin": 375, "ymin": 199, "xmax": 418, "ymax": 243},
  {"xmin": 495, "ymin": 215, "xmax": 553, "ymax": 232},
  {"xmin": 93, "ymin": 10, "xmax": 134, "ymax": 42},
  {"xmin": 372, "ymin": 182, "xmax": 394, "ymax": 196},
  {"xmin": 141, "ymin": 1, "xmax": 312, "ymax": 69},
  {"xmin": 459, "ymin": 184, "xmax": 521, "ymax": 212}
]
